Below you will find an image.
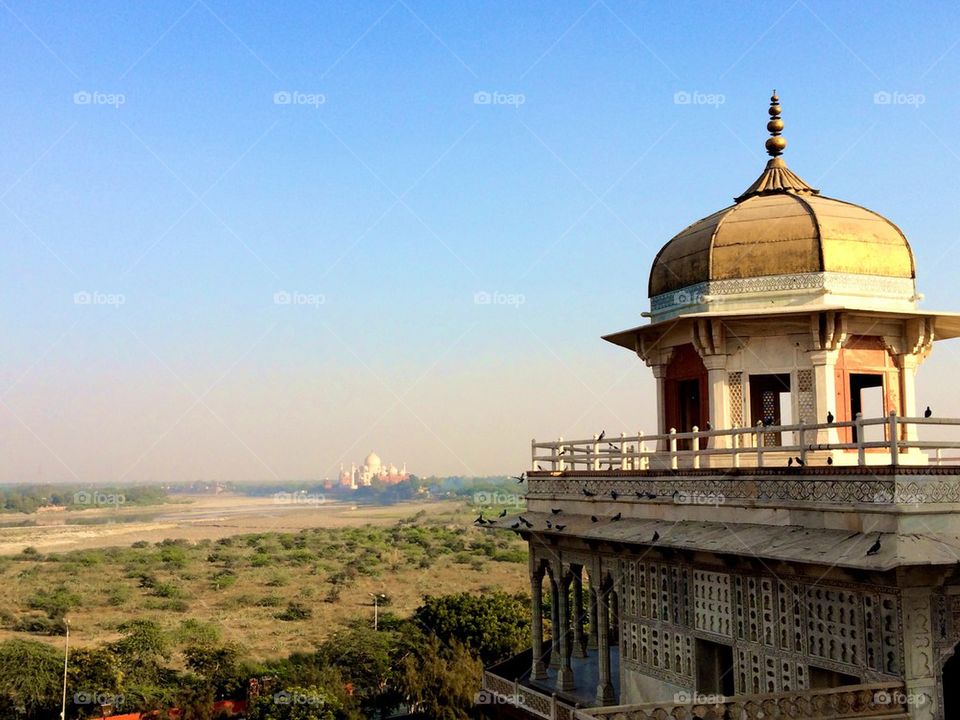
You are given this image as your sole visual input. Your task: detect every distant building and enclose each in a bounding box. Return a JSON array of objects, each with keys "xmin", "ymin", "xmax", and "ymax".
[{"xmin": 339, "ymin": 451, "xmax": 408, "ymax": 489}]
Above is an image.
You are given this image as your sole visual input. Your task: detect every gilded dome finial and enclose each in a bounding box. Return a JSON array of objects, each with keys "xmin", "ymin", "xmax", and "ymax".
[{"xmin": 765, "ymin": 90, "xmax": 786, "ymax": 157}]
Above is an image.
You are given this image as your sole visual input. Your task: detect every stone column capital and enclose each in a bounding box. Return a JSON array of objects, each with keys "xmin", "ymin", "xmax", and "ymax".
[
  {"xmin": 897, "ymin": 352, "xmax": 922, "ymax": 370},
  {"xmin": 650, "ymin": 363, "xmax": 668, "ymax": 379},
  {"xmin": 808, "ymin": 348, "xmax": 839, "ymax": 366},
  {"xmin": 701, "ymin": 354, "xmax": 728, "ymax": 372}
]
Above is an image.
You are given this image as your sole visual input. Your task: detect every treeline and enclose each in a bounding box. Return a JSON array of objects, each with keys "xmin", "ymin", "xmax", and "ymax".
[
  {"xmin": 0, "ymin": 484, "xmax": 169, "ymax": 514},
  {"xmin": 0, "ymin": 591, "xmax": 530, "ymax": 720}
]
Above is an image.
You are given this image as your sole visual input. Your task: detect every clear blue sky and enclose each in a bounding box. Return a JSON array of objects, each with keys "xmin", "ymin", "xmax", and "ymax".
[{"xmin": 3, "ymin": 0, "xmax": 960, "ymax": 483}]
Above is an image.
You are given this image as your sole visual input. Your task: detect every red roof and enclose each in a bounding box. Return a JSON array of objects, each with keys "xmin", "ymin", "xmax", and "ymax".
[{"xmin": 103, "ymin": 699, "xmax": 246, "ymax": 720}]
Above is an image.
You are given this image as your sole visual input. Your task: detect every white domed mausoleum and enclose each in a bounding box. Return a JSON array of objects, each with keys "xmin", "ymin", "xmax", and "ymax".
[
  {"xmin": 480, "ymin": 94, "xmax": 960, "ymax": 720},
  {"xmin": 338, "ymin": 451, "xmax": 408, "ymax": 489}
]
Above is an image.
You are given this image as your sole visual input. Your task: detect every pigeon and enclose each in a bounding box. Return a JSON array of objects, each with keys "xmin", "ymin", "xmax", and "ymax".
[
  {"xmin": 511, "ymin": 474, "xmax": 526, "ymax": 483},
  {"xmin": 611, "ymin": 490, "xmax": 619, "ymax": 500},
  {"xmin": 644, "ymin": 491, "xmax": 657, "ymax": 499},
  {"xmin": 611, "ymin": 512, "xmax": 622, "ymax": 521},
  {"xmin": 510, "ymin": 522, "xmax": 520, "ymax": 530},
  {"xmin": 551, "ymin": 508, "xmax": 562, "ymax": 515},
  {"xmin": 635, "ymin": 491, "xmax": 644, "ymax": 499},
  {"xmin": 787, "ymin": 457, "xmax": 793, "ymax": 467},
  {"xmin": 582, "ymin": 487, "xmax": 597, "ymax": 497},
  {"xmin": 763, "ymin": 417, "xmax": 774, "ymax": 427},
  {"xmin": 925, "ymin": 406, "xmax": 933, "ymax": 418},
  {"xmin": 651, "ymin": 531, "xmax": 660, "ymax": 542},
  {"xmin": 555, "ymin": 524, "xmax": 566, "ymax": 531},
  {"xmin": 523, "ymin": 519, "xmax": 533, "ymax": 529},
  {"xmin": 546, "ymin": 520, "xmax": 552, "ymax": 529},
  {"xmin": 826, "ymin": 411, "xmax": 834, "ymax": 424},
  {"xmin": 866, "ymin": 535, "xmax": 882, "ymax": 556},
  {"xmin": 591, "ymin": 515, "xmax": 599, "ymax": 523},
  {"xmin": 597, "ymin": 430, "xmax": 606, "ymax": 442},
  {"xmin": 474, "ymin": 513, "xmax": 484, "ymax": 524},
  {"xmin": 795, "ymin": 457, "xmax": 804, "ymax": 467},
  {"xmin": 498, "ymin": 509, "xmax": 507, "ymax": 518},
  {"xmin": 827, "ymin": 457, "xmax": 834, "ymax": 465}
]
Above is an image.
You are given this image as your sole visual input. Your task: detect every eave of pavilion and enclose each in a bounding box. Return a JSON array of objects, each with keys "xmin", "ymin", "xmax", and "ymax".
[
  {"xmin": 487, "ymin": 512, "xmax": 960, "ymax": 573},
  {"xmin": 602, "ymin": 305, "xmax": 960, "ymax": 354}
]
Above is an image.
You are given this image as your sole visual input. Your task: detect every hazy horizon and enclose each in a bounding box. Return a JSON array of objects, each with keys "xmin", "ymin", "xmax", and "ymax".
[{"xmin": 4, "ymin": 0, "xmax": 960, "ymax": 484}]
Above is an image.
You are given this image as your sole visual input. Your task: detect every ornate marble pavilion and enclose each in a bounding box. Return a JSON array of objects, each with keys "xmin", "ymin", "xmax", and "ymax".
[{"xmin": 479, "ymin": 94, "xmax": 960, "ymax": 720}]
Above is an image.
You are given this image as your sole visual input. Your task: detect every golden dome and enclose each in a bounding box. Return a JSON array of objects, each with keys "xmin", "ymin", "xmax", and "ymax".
[
  {"xmin": 648, "ymin": 92, "xmax": 915, "ymax": 298},
  {"xmin": 649, "ymin": 192, "xmax": 915, "ymax": 297}
]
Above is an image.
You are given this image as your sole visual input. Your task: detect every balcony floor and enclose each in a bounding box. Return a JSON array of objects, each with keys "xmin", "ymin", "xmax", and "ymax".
[{"xmin": 527, "ymin": 646, "xmax": 620, "ymax": 708}]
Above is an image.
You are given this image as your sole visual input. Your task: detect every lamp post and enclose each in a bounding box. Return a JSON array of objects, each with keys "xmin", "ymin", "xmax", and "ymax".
[
  {"xmin": 369, "ymin": 593, "xmax": 386, "ymax": 630},
  {"xmin": 60, "ymin": 618, "xmax": 70, "ymax": 720}
]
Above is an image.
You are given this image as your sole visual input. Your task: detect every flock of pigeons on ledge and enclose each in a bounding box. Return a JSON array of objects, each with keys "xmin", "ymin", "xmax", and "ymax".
[{"xmin": 469, "ymin": 411, "xmax": 906, "ymax": 557}]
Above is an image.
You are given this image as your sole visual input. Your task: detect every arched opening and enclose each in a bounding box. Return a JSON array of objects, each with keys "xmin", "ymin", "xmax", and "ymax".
[{"xmin": 943, "ymin": 643, "xmax": 960, "ymax": 717}]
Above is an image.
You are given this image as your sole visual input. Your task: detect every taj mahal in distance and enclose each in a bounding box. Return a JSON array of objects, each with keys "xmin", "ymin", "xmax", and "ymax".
[{"xmin": 337, "ymin": 451, "xmax": 409, "ymax": 489}]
